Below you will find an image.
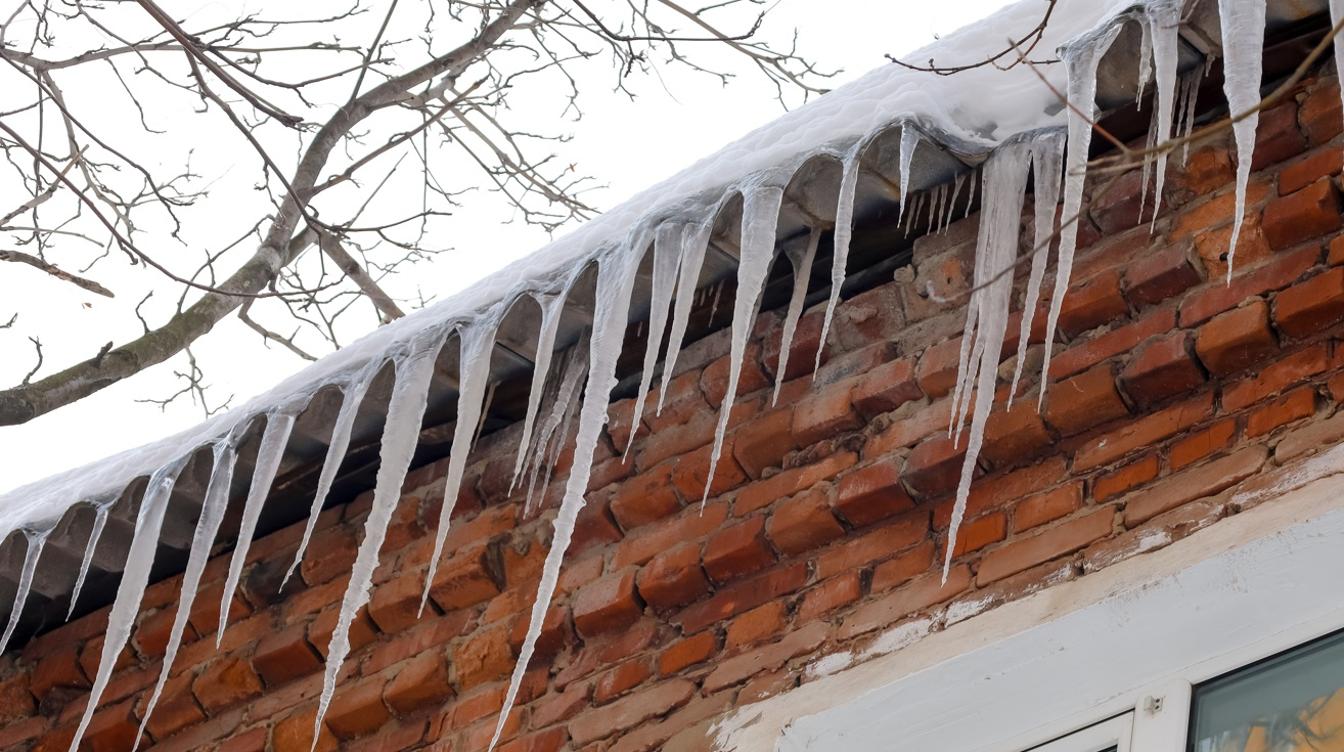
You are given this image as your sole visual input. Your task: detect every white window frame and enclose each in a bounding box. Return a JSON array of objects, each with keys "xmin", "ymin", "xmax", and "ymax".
[{"xmin": 1032, "ymin": 714, "xmax": 1134, "ymax": 752}]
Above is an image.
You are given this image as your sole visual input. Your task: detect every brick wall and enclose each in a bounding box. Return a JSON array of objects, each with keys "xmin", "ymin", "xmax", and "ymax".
[{"xmin": 5, "ymin": 68, "xmax": 1344, "ymax": 752}]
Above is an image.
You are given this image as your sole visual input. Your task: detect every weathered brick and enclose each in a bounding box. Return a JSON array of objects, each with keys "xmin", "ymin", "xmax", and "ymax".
[
  {"xmin": 762, "ymin": 311, "xmax": 828, "ymax": 385},
  {"xmin": 1075, "ymin": 393, "xmax": 1213, "ymax": 471},
  {"xmin": 1093, "ymin": 453, "xmax": 1160, "ymax": 502},
  {"xmin": 253, "ymin": 622, "xmax": 322, "ymax": 686},
  {"xmin": 1170, "ymin": 419, "xmax": 1237, "ymax": 469},
  {"xmin": 838, "ymin": 568, "xmax": 970, "ymax": 640},
  {"xmin": 915, "ymin": 338, "xmax": 961, "ymax": 398},
  {"xmin": 612, "ymin": 501, "xmax": 728, "ymax": 569},
  {"xmin": 1195, "ymin": 299, "xmax": 1278, "ymax": 375},
  {"xmin": 309, "ymin": 605, "xmax": 378, "ymax": 659},
  {"xmin": 1300, "ymin": 77, "xmax": 1343, "ymax": 146},
  {"xmin": 676, "ymin": 563, "xmax": 807, "ymax": 634},
  {"xmin": 1090, "ymin": 168, "xmax": 1148, "ymax": 234},
  {"xmin": 815, "ymin": 515, "xmax": 929, "ymax": 580},
  {"xmin": 703, "ymin": 622, "xmax": 827, "ymax": 692},
  {"xmin": 1013, "ymin": 483, "xmax": 1083, "ymax": 533},
  {"xmin": 670, "ymin": 441, "xmax": 749, "ymax": 502},
  {"xmin": 30, "ymin": 643, "xmax": 89, "ymax": 701},
  {"xmin": 636, "ymin": 542, "xmax": 711, "ymax": 612},
  {"xmin": 610, "ymin": 461, "xmax": 682, "ymax": 530},
  {"xmin": 1058, "ymin": 270, "xmax": 1129, "ymax": 337},
  {"xmin": 1179, "ymin": 245, "xmax": 1318, "ymax": 327},
  {"xmin": 428, "ymin": 543, "xmax": 505, "ymax": 613},
  {"xmin": 452, "ymin": 622, "xmax": 513, "ymax": 692},
  {"xmin": 725, "ymin": 601, "xmax": 787, "ymax": 650},
  {"xmin": 84, "ymin": 698, "xmax": 139, "ymax": 752},
  {"xmin": 702, "ymin": 516, "xmax": 776, "ymax": 584},
  {"xmin": 731, "ymin": 408, "xmax": 799, "ymax": 478},
  {"xmin": 1123, "ymin": 447, "xmax": 1268, "ymax": 526},
  {"xmin": 1245, "ymin": 387, "xmax": 1316, "ymax": 437},
  {"xmin": 791, "ymin": 384, "xmax": 862, "ymax": 446},
  {"xmin": 135, "ymin": 671, "xmax": 203, "ymax": 740},
  {"xmin": 766, "ymin": 487, "xmax": 845, "ymax": 555},
  {"xmin": 326, "ymin": 676, "xmax": 390, "ymax": 739},
  {"xmin": 862, "ymin": 398, "xmax": 953, "ymax": 458},
  {"xmin": 1043, "ymin": 364, "xmax": 1130, "ymax": 436},
  {"xmin": 1274, "ymin": 267, "xmax": 1344, "ymax": 338},
  {"xmin": 1251, "ymin": 100, "xmax": 1307, "ymax": 170},
  {"xmin": 867, "ymin": 540, "xmax": 936, "ymax": 592},
  {"xmin": 1261, "ymin": 178, "xmax": 1340, "ymax": 250},
  {"xmin": 903, "ymin": 435, "xmax": 969, "ymax": 499},
  {"xmin": 528, "ymin": 682, "xmax": 587, "ymax": 728},
  {"xmin": 1224, "ymin": 344, "xmax": 1329, "ymax": 410},
  {"xmin": 572, "ymin": 568, "xmax": 643, "ymax": 638},
  {"xmin": 508, "ymin": 604, "xmax": 571, "ymax": 659},
  {"xmin": 976, "ymin": 509, "xmax": 1114, "ymax": 584},
  {"xmin": 274, "ymin": 706, "xmax": 339, "ymax": 752},
  {"xmin": 568, "ymin": 679, "xmax": 696, "ymax": 746},
  {"xmin": 735, "ymin": 451, "xmax": 856, "ymax": 516},
  {"xmin": 368, "ymin": 572, "xmax": 428, "ymax": 635},
  {"xmin": 834, "ymin": 462, "xmax": 916, "ymax": 527},
  {"xmin": 1280, "ymin": 147, "xmax": 1343, "ymax": 195},
  {"xmin": 1119, "ymin": 331, "xmax": 1206, "ymax": 407},
  {"xmin": 193, "ymin": 656, "xmax": 264, "ymax": 712},
  {"xmin": 942, "ymin": 512, "xmax": 1006, "ymax": 560},
  {"xmin": 383, "ymin": 650, "xmax": 453, "ymax": 715},
  {"xmin": 1123, "ymin": 244, "xmax": 1202, "ymax": 307},
  {"xmin": 593, "ymin": 659, "xmax": 653, "ymax": 705},
  {"xmin": 659, "ymin": 631, "xmax": 717, "ymax": 676},
  {"xmin": 851, "ymin": 358, "xmax": 923, "ymax": 417},
  {"xmin": 982, "ymin": 400, "xmax": 1052, "ymax": 466},
  {"xmin": 1050, "ymin": 308, "xmax": 1177, "ymax": 381},
  {"xmin": 797, "ymin": 572, "xmax": 863, "ymax": 622}
]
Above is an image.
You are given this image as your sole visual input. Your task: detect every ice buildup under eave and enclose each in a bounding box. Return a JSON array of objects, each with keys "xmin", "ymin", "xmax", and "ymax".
[{"xmin": 0, "ymin": 1, "xmax": 1328, "ymax": 750}]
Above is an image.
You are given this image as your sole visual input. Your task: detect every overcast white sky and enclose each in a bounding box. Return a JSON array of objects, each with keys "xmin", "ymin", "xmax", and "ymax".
[{"xmin": 0, "ymin": 0, "xmax": 1014, "ymax": 494}]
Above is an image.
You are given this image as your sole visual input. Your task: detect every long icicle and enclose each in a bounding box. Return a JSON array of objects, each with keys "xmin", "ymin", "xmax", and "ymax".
[
  {"xmin": 1008, "ymin": 130, "xmax": 1066, "ymax": 406},
  {"xmin": 67, "ymin": 504, "xmax": 107, "ymax": 619},
  {"xmin": 219, "ymin": 410, "xmax": 296, "ymax": 642},
  {"xmin": 135, "ymin": 440, "xmax": 237, "ymax": 750},
  {"xmin": 815, "ymin": 149, "xmax": 862, "ymax": 374},
  {"xmin": 314, "ymin": 330, "xmax": 443, "ymax": 748},
  {"xmin": 418, "ymin": 322, "xmax": 498, "ymax": 616},
  {"xmin": 508, "ymin": 290, "xmax": 568, "ymax": 493},
  {"xmin": 701, "ymin": 185, "xmax": 785, "ymax": 504},
  {"xmin": 656, "ymin": 222, "xmax": 712, "ymax": 415},
  {"xmin": 772, "ymin": 227, "xmax": 822, "ymax": 403},
  {"xmin": 0, "ymin": 530, "xmax": 46, "ymax": 654},
  {"xmin": 944, "ymin": 139, "xmax": 1034, "ymax": 580},
  {"xmin": 1217, "ymin": 0, "xmax": 1267, "ymax": 281},
  {"xmin": 69, "ymin": 462, "xmax": 182, "ymax": 752},
  {"xmin": 489, "ymin": 243, "xmax": 643, "ymax": 752},
  {"xmin": 1145, "ymin": 0, "xmax": 1182, "ymax": 226},
  {"xmin": 1039, "ymin": 24, "xmax": 1122, "ymax": 410},
  {"xmin": 624, "ymin": 223, "xmax": 684, "ymax": 455},
  {"xmin": 281, "ymin": 363, "xmax": 380, "ymax": 589}
]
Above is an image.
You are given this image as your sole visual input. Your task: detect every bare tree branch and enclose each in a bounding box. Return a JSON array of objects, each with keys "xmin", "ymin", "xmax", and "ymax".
[{"xmin": 0, "ymin": 249, "xmax": 114, "ymax": 297}]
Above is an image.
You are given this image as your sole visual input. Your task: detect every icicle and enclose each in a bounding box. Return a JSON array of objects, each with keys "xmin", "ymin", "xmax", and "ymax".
[
  {"xmin": 656, "ymin": 222, "xmax": 711, "ymax": 415},
  {"xmin": 281, "ymin": 363, "xmax": 380, "ymax": 590},
  {"xmin": 472, "ymin": 380, "xmax": 497, "ymax": 453},
  {"xmin": 418, "ymin": 323, "xmax": 498, "ymax": 616},
  {"xmin": 219, "ymin": 410, "xmax": 296, "ymax": 642},
  {"xmin": 1145, "ymin": 0, "xmax": 1182, "ymax": 226},
  {"xmin": 1180, "ymin": 67, "xmax": 1205, "ymax": 165},
  {"xmin": 772, "ymin": 227, "xmax": 822, "ymax": 403},
  {"xmin": 815, "ymin": 149, "xmax": 862, "ymax": 374},
  {"xmin": 708, "ymin": 280, "xmax": 725, "ymax": 323},
  {"xmin": 1140, "ymin": 105, "xmax": 1159, "ymax": 223},
  {"xmin": 624, "ymin": 223, "xmax": 684, "ymax": 457},
  {"xmin": 136, "ymin": 440, "xmax": 236, "ymax": 750},
  {"xmin": 929, "ymin": 183, "xmax": 947, "ymax": 235},
  {"xmin": 524, "ymin": 344, "xmax": 587, "ymax": 514},
  {"xmin": 701, "ymin": 185, "xmax": 784, "ymax": 504},
  {"xmin": 69, "ymin": 462, "xmax": 181, "ymax": 752},
  {"xmin": 1039, "ymin": 25, "xmax": 1122, "ymax": 409},
  {"xmin": 1136, "ymin": 15, "xmax": 1153, "ymax": 108},
  {"xmin": 315, "ymin": 330, "xmax": 442, "ymax": 747},
  {"xmin": 67, "ymin": 505, "xmax": 107, "ymax": 619},
  {"xmin": 509, "ymin": 290, "xmax": 568, "ymax": 493},
  {"xmin": 1333, "ymin": 0, "xmax": 1344, "ymax": 132},
  {"xmin": 944, "ymin": 139, "xmax": 1034, "ymax": 581},
  {"xmin": 1008, "ymin": 130, "xmax": 1066, "ymax": 407},
  {"xmin": 904, "ymin": 192, "xmax": 926, "ymax": 238},
  {"xmin": 0, "ymin": 530, "xmax": 46, "ymax": 655},
  {"xmin": 898, "ymin": 123, "xmax": 920, "ymax": 218},
  {"xmin": 963, "ymin": 166, "xmax": 978, "ymax": 219},
  {"xmin": 1217, "ymin": 0, "xmax": 1267, "ymax": 281},
  {"xmin": 489, "ymin": 241, "xmax": 644, "ymax": 752},
  {"xmin": 946, "ymin": 171, "xmax": 967, "ymax": 233}
]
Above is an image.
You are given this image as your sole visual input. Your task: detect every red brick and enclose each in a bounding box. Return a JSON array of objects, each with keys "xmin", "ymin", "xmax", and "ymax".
[
  {"xmin": 611, "ymin": 500, "xmax": 728, "ymax": 569},
  {"xmin": 1261, "ymin": 178, "xmax": 1340, "ymax": 250},
  {"xmin": 1333, "ymin": 234, "xmax": 1344, "ymax": 266},
  {"xmin": 135, "ymin": 671, "xmax": 203, "ymax": 740},
  {"xmin": 610, "ymin": 461, "xmax": 681, "ymax": 530},
  {"xmin": 637, "ymin": 542, "xmax": 711, "ymax": 611},
  {"xmin": 851, "ymin": 358, "xmax": 924, "ymax": 417},
  {"xmin": 134, "ymin": 606, "xmax": 190, "ymax": 660},
  {"xmin": 499, "ymin": 727, "xmax": 568, "ymax": 752},
  {"xmin": 508, "ymin": 604, "xmax": 571, "ymax": 659},
  {"xmin": 797, "ymin": 572, "xmax": 863, "ymax": 622},
  {"xmin": 1280, "ymin": 147, "xmax": 1344, "ymax": 195},
  {"xmin": 1246, "ymin": 386, "xmax": 1316, "ymax": 437},
  {"xmin": 189, "ymin": 578, "xmax": 252, "ymax": 638},
  {"xmin": 1274, "ymin": 267, "xmax": 1344, "ymax": 338},
  {"xmin": 1050, "ymin": 308, "xmax": 1177, "ymax": 381},
  {"xmin": 567, "ymin": 679, "xmax": 695, "ymax": 746},
  {"xmin": 1058, "ymin": 270, "xmax": 1129, "ymax": 337},
  {"xmin": 862, "ymin": 398, "xmax": 954, "ymax": 458},
  {"xmin": 368, "ymin": 572, "xmax": 429, "ymax": 635},
  {"xmin": 1251, "ymin": 100, "xmax": 1307, "ymax": 170},
  {"xmin": 1090, "ymin": 168, "xmax": 1148, "ymax": 234},
  {"xmin": 977, "ymin": 508, "xmax": 1114, "ymax": 584},
  {"xmin": 274, "ymin": 706, "xmax": 339, "ymax": 752},
  {"xmin": 791, "ymin": 384, "xmax": 862, "ymax": 446},
  {"xmin": 1044, "ymin": 364, "xmax": 1130, "ymax": 436},
  {"xmin": 30, "ymin": 643, "xmax": 89, "ymax": 701},
  {"xmin": 309, "ymin": 605, "xmax": 378, "ymax": 659},
  {"xmin": 572, "ymin": 568, "xmax": 643, "ymax": 637},
  {"xmin": 839, "ymin": 568, "xmax": 970, "ymax": 640},
  {"xmin": 593, "ymin": 659, "xmax": 653, "ymax": 704},
  {"xmin": 658, "ymin": 631, "xmax": 717, "ymax": 675},
  {"xmin": 676, "ymin": 562, "xmax": 807, "ymax": 634},
  {"xmin": 866, "ymin": 540, "xmax": 937, "ymax": 592},
  {"xmin": 703, "ymin": 516, "xmax": 776, "ymax": 584},
  {"xmin": 1123, "ymin": 244, "xmax": 1202, "ymax": 307},
  {"xmin": 1195, "ymin": 299, "xmax": 1278, "ymax": 375},
  {"xmin": 1075, "ymin": 393, "xmax": 1214, "ymax": 471},
  {"xmin": 452, "ymin": 622, "xmax": 513, "ymax": 691},
  {"xmin": 1093, "ymin": 454, "xmax": 1160, "ymax": 502},
  {"xmin": 1170, "ymin": 419, "xmax": 1237, "ymax": 470},
  {"xmin": 84, "ymin": 698, "xmax": 138, "ymax": 752},
  {"xmin": 193, "ymin": 656, "xmax": 264, "ymax": 712},
  {"xmin": 1013, "ymin": 483, "xmax": 1084, "ymax": 533},
  {"xmin": 1119, "ymin": 331, "xmax": 1207, "ymax": 407},
  {"xmin": 766, "ymin": 487, "xmax": 845, "ymax": 555},
  {"xmin": 1224, "ymin": 344, "xmax": 1330, "ymax": 410},
  {"xmin": 735, "ymin": 451, "xmax": 856, "ymax": 516},
  {"xmin": 428, "ymin": 543, "xmax": 505, "ymax": 612},
  {"xmin": 1190, "ymin": 210, "xmax": 1272, "ymax": 279},
  {"xmin": 762, "ymin": 311, "xmax": 827, "ymax": 385},
  {"xmin": 903, "ymin": 435, "xmax": 971, "ymax": 499},
  {"xmin": 731, "ymin": 408, "xmax": 799, "ymax": 478},
  {"xmin": 326, "ymin": 676, "xmax": 391, "ymax": 739},
  {"xmin": 300, "ymin": 525, "xmax": 359, "ymax": 587},
  {"xmin": 725, "ymin": 601, "xmax": 787, "ymax": 650},
  {"xmin": 570, "ymin": 494, "xmax": 622, "ymax": 559},
  {"xmin": 383, "ymin": 651, "xmax": 453, "ymax": 715},
  {"xmin": 607, "ymin": 397, "xmax": 649, "ymax": 451},
  {"xmin": 834, "ymin": 462, "xmax": 916, "ymax": 527},
  {"xmin": 943, "ymin": 512, "xmax": 1006, "ymax": 559},
  {"xmin": 916, "ymin": 338, "xmax": 961, "ymax": 398},
  {"xmin": 1179, "ymin": 245, "xmax": 1318, "ymax": 327},
  {"xmin": 649, "ymin": 369, "xmax": 711, "ymax": 430},
  {"xmin": 253, "ymin": 622, "xmax": 322, "ymax": 686},
  {"xmin": 982, "ymin": 400, "xmax": 1052, "ymax": 466},
  {"xmin": 528, "ymin": 682, "xmax": 588, "ymax": 728},
  {"xmin": 815, "ymin": 515, "xmax": 929, "ymax": 580},
  {"xmin": 1301, "ymin": 78, "xmax": 1343, "ymax": 146},
  {"xmin": 671, "ymin": 441, "xmax": 749, "ymax": 502},
  {"xmin": 1123, "ymin": 447, "xmax": 1268, "ymax": 526}
]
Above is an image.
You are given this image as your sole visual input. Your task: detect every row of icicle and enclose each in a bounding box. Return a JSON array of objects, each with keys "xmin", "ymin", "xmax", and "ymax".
[{"xmin": 0, "ymin": 1, "xmax": 1323, "ymax": 749}]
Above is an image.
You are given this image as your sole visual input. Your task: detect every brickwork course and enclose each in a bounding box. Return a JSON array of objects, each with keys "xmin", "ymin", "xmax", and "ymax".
[{"xmin": 7, "ymin": 59, "xmax": 1344, "ymax": 752}]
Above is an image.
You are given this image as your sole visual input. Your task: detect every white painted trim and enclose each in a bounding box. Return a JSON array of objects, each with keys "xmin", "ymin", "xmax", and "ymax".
[
  {"xmin": 1032, "ymin": 714, "xmax": 1132, "ymax": 752},
  {"xmin": 711, "ymin": 454, "xmax": 1344, "ymax": 752}
]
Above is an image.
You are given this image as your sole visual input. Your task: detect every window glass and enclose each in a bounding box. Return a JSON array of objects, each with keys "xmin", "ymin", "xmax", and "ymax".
[{"xmin": 1189, "ymin": 630, "xmax": 1344, "ymax": 752}]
